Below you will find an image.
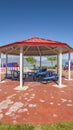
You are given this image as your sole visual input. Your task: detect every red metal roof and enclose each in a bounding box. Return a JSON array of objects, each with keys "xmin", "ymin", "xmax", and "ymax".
[
  {"xmin": 0, "ymin": 37, "xmax": 68, "ymax": 48},
  {"xmin": 0, "ymin": 37, "xmax": 73, "ymax": 56}
]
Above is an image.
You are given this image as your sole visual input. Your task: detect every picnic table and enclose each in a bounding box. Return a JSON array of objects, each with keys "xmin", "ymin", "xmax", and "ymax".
[{"xmin": 6, "ymin": 70, "xmax": 26, "ymax": 80}]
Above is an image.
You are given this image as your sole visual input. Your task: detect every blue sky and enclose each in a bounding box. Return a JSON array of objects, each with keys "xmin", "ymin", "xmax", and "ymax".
[{"xmin": 0, "ymin": 0, "xmax": 73, "ymax": 49}]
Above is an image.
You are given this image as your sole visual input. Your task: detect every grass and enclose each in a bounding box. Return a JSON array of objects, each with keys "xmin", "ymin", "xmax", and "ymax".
[
  {"xmin": 40, "ymin": 121, "xmax": 73, "ymax": 130},
  {"xmin": 0, "ymin": 121, "xmax": 73, "ymax": 130},
  {"xmin": 0, "ymin": 122, "xmax": 35, "ymax": 130}
]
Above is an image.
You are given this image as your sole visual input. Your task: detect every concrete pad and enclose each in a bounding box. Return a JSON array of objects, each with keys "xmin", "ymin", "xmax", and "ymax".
[
  {"xmin": 28, "ymin": 104, "xmax": 37, "ymax": 108},
  {"xmin": 53, "ymin": 84, "xmax": 67, "ymax": 88},
  {"xmin": 66, "ymin": 104, "xmax": 73, "ymax": 106},
  {"xmin": 14, "ymin": 86, "xmax": 28, "ymax": 91},
  {"xmin": 61, "ymin": 98, "xmax": 67, "ymax": 102},
  {"xmin": 5, "ymin": 102, "xmax": 23, "ymax": 115},
  {"xmin": 0, "ymin": 114, "xmax": 3, "ymax": 119},
  {"xmin": 0, "ymin": 80, "xmax": 6, "ymax": 83},
  {"xmin": 0, "ymin": 99, "xmax": 13, "ymax": 112},
  {"xmin": 57, "ymin": 103, "xmax": 61, "ymax": 106},
  {"xmin": 68, "ymin": 100, "xmax": 72, "ymax": 103},
  {"xmin": 40, "ymin": 99, "xmax": 45, "ymax": 103},
  {"xmin": 49, "ymin": 102, "xmax": 54, "ymax": 105},
  {"xmin": 64, "ymin": 78, "xmax": 73, "ymax": 81},
  {"xmin": 53, "ymin": 114, "xmax": 58, "ymax": 117},
  {"xmin": 18, "ymin": 108, "xmax": 28, "ymax": 112}
]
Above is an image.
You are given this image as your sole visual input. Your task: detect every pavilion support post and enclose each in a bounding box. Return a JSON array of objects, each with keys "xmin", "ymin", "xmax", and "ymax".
[
  {"xmin": 68, "ymin": 52, "xmax": 71, "ymax": 80},
  {"xmin": 6, "ymin": 54, "xmax": 8, "ymax": 76},
  {"xmin": 58, "ymin": 49, "xmax": 62, "ymax": 87},
  {"xmin": 20, "ymin": 46, "xmax": 23, "ymax": 88},
  {"xmin": 57, "ymin": 55, "xmax": 59, "ymax": 74},
  {"xmin": 0, "ymin": 52, "xmax": 2, "ymax": 82},
  {"xmin": 40, "ymin": 55, "xmax": 42, "ymax": 69}
]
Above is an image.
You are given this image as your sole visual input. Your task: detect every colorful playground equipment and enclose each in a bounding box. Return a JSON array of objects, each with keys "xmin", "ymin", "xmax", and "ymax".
[
  {"xmin": 64, "ymin": 61, "xmax": 73, "ymax": 70},
  {"xmin": 3, "ymin": 62, "xmax": 19, "ymax": 68}
]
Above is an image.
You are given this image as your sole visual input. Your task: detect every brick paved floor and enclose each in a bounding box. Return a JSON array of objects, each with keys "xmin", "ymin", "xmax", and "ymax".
[{"xmin": 0, "ymin": 78, "xmax": 73, "ymax": 124}]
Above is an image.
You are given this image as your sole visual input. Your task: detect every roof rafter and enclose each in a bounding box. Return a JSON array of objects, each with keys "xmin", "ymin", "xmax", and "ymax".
[
  {"xmin": 37, "ymin": 46, "xmax": 41, "ymax": 56},
  {"xmin": 45, "ymin": 46, "xmax": 58, "ymax": 55}
]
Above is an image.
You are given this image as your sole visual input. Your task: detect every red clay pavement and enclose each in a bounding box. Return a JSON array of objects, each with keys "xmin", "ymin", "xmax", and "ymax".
[{"xmin": 0, "ymin": 78, "xmax": 73, "ymax": 124}]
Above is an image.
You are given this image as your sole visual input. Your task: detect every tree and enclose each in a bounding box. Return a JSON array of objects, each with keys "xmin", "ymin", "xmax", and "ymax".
[
  {"xmin": 47, "ymin": 56, "xmax": 57, "ymax": 68},
  {"xmin": 25, "ymin": 56, "xmax": 36, "ymax": 69}
]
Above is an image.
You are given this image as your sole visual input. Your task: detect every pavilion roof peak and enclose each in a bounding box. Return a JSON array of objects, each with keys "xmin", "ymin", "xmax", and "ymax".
[{"xmin": 20, "ymin": 36, "xmax": 62, "ymax": 44}]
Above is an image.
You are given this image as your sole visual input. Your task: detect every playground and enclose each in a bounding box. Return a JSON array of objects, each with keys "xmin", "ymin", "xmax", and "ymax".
[{"xmin": 64, "ymin": 61, "xmax": 73, "ymax": 70}]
